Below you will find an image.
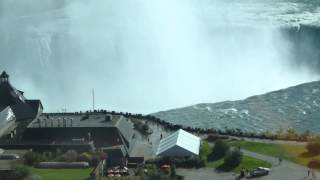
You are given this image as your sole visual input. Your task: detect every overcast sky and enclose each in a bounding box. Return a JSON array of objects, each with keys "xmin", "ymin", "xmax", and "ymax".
[{"xmin": 0, "ymin": 0, "xmax": 319, "ymax": 114}]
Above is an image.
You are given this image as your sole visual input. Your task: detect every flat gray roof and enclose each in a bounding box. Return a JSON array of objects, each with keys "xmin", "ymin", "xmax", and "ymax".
[{"xmin": 27, "ymin": 114, "xmax": 124, "ymax": 128}]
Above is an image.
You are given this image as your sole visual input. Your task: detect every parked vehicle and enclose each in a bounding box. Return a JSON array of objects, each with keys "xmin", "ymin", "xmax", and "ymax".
[
  {"xmin": 0, "ymin": 154, "xmax": 20, "ymax": 160},
  {"xmin": 249, "ymin": 167, "xmax": 270, "ymax": 177}
]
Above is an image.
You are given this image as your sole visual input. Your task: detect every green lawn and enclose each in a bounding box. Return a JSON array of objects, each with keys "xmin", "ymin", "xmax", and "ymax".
[
  {"xmin": 229, "ymin": 141, "xmax": 290, "ymax": 160},
  {"xmin": 206, "ymin": 155, "xmax": 271, "ymax": 173},
  {"xmin": 31, "ymin": 168, "xmax": 92, "ymax": 180},
  {"xmin": 229, "ymin": 140, "xmax": 320, "ymax": 169}
]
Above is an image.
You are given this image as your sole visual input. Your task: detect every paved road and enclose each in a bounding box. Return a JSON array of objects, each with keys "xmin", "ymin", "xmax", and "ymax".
[
  {"xmin": 177, "ymin": 149, "xmax": 320, "ymax": 180},
  {"xmin": 142, "ymin": 120, "xmax": 318, "ymax": 179},
  {"xmin": 177, "ymin": 168, "xmax": 237, "ymax": 180},
  {"xmin": 241, "ymin": 149, "xmax": 319, "ymax": 180}
]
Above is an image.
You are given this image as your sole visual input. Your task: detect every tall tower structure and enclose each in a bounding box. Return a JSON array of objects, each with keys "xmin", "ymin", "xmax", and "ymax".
[{"xmin": 92, "ymin": 88, "xmax": 95, "ymax": 111}]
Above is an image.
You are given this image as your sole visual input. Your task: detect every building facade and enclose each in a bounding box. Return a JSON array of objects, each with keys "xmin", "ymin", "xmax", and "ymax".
[{"xmin": 0, "ymin": 71, "xmax": 43, "ymax": 121}]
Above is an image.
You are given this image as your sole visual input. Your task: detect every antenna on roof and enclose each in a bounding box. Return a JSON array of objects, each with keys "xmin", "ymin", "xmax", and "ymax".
[{"xmin": 92, "ymin": 88, "xmax": 95, "ymax": 112}]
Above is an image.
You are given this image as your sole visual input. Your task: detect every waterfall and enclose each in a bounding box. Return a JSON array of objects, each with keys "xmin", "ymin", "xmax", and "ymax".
[{"xmin": 0, "ymin": 0, "xmax": 319, "ymax": 113}]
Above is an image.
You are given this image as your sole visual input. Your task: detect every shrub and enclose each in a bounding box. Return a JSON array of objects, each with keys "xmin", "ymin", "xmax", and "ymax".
[
  {"xmin": 24, "ymin": 151, "xmax": 37, "ymax": 166},
  {"xmin": 224, "ymin": 149, "xmax": 242, "ymax": 168},
  {"xmin": 78, "ymin": 152, "xmax": 92, "ymax": 162},
  {"xmin": 99, "ymin": 152, "xmax": 107, "ymax": 160},
  {"xmin": 285, "ymin": 128, "xmax": 299, "ymax": 140},
  {"xmin": 142, "ymin": 124, "xmax": 149, "ymax": 131},
  {"xmin": 24, "ymin": 151, "xmax": 46, "ymax": 166},
  {"xmin": 300, "ymin": 130, "xmax": 312, "ymax": 141},
  {"xmin": 207, "ymin": 134, "xmax": 229, "ymax": 142},
  {"xmin": 208, "ymin": 140, "xmax": 230, "ymax": 161},
  {"xmin": 174, "ymin": 156, "xmax": 204, "ymax": 168},
  {"xmin": 146, "ymin": 156, "xmax": 205, "ymax": 169},
  {"xmin": 62, "ymin": 150, "xmax": 78, "ymax": 162},
  {"xmin": 142, "ymin": 164, "xmax": 170, "ymax": 180},
  {"xmin": 8, "ymin": 165, "xmax": 31, "ymax": 180},
  {"xmin": 306, "ymin": 142, "xmax": 320, "ymax": 155},
  {"xmin": 308, "ymin": 160, "xmax": 320, "ymax": 169},
  {"xmin": 199, "ymin": 140, "xmax": 210, "ymax": 163},
  {"xmin": 90, "ymin": 155, "xmax": 100, "ymax": 167},
  {"xmin": 133, "ymin": 120, "xmax": 151, "ymax": 135},
  {"xmin": 43, "ymin": 151, "xmax": 53, "ymax": 160},
  {"xmin": 176, "ymin": 175, "xmax": 185, "ymax": 180}
]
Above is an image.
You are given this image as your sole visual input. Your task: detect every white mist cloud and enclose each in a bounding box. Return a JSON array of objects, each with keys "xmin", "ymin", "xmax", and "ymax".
[{"xmin": 0, "ymin": 0, "xmax": 319, "ymax": 113}]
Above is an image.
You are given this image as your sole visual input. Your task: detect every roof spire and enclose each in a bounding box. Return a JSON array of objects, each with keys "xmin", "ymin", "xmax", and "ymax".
[{"xmin": 0, "ymin": 71, "xmax": 9, "ymax": 83}]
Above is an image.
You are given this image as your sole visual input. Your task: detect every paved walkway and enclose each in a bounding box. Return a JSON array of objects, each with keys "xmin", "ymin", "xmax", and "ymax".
[
  {"xmin": 200, "ymin": 134, "xmax": 307, "ymax": 145},
  {"xmin": 129, "ymin": 120, "xmax": 171, "ymax": 159},
  {"xmin": 230, "ymin": 136, "xmax": 307, "ymax": 145},
  {"xmin": 241, "ymin": 149, "xmax": 278, "ymax": 165},
  {"xmin": 129, "ymin": 129, "xmax": 153, "ymax": 159}
]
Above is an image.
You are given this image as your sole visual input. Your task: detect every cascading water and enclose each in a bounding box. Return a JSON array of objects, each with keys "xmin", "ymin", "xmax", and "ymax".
[{"xmin": 0, "ymin": 0, "xmax": 319, "ymax": 113}]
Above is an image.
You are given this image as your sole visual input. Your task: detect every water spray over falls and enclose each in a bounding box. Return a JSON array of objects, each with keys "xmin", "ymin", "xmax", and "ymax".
[{"xmin": 0, "ymin": 0, "xmax": 319, "ymax": 113}]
